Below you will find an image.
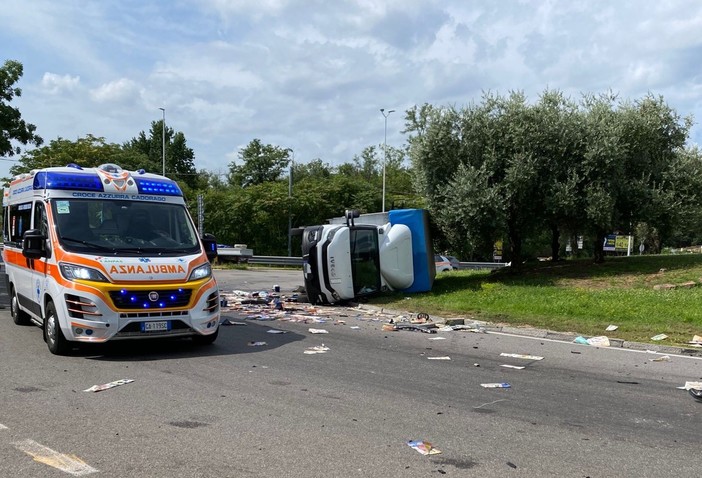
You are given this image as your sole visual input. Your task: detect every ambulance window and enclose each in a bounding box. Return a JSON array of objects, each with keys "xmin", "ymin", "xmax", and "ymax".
[
  {"xmin": 9, "ymin": 202, "xmax": 32, "ymax": 243},
  {"xmin": 34, "ymin": 202, "xmax": 48, "ymax": 236}
]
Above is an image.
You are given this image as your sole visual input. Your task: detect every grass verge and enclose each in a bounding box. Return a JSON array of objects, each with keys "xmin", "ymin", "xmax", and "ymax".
[{"xmin": 369, "ymin": 254, "xmax": 702, "ymax": 347}]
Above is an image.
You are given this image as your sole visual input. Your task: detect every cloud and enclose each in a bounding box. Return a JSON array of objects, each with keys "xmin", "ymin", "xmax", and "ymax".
[
  {"xmin": 40, "ymin": 73, "xmax": 80, "ymax": 94},
  {"xmin": 89, "ymin": 78, "xmax": 141, "ymax": 103}
]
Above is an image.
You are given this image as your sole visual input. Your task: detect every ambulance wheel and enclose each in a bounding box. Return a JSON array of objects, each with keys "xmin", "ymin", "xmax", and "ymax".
[
  {"xmin": 44, "ymin": 302, "xmax": 70, "ymax": 355},
  {"xmin": 10, "ymin": 286, "xmax": 31, "ymax": 326},
  {"xmin": 193, "ymin": 328, "xmax": 218, "ymax": 346}
]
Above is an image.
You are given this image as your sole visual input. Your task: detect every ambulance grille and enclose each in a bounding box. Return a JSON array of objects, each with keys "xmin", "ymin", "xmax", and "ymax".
[{"xmin": 109, "ymin": 289, "xmax": 193, "ymax": 309}]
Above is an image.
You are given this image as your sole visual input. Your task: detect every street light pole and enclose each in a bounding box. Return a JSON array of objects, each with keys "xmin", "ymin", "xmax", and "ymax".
[
  {"xmin": 159, "ymin": 107, "xmax": 166, "ymax": 176},
  {"xmin": 380, "ymin": 108, "xmax": 395, "ymax": 213}
]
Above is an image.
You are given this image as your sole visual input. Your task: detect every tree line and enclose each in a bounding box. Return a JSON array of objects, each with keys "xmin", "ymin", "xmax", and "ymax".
[{"xmin": 3, "ymin": 59, "xmax": 702, "ymax": 262}]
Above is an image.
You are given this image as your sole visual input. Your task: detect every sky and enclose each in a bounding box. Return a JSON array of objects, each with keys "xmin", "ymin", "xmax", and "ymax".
[{"xmin": 3, "ymin": 0, "xmax": 702, "ymax": 180}]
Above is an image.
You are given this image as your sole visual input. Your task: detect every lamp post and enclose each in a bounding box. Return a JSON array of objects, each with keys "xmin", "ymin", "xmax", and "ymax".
[
  {"xmin": 380, "ymin": 108, "xmax": 395, "ymax": 213},
  {"xmin": 159, "ymin": 107, "xmax": 166, "ymax": 176}
]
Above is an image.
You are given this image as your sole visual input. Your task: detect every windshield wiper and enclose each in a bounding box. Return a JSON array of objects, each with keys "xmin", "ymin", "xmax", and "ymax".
[{"xmin": 61, "ymin": 237, "xmax": 117, "ymax": 252}]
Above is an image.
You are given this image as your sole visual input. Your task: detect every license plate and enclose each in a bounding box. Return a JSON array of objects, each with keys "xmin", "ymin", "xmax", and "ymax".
[{"xmin": 141, "ymin": 321, "xmax": 170, "ymax": 332}]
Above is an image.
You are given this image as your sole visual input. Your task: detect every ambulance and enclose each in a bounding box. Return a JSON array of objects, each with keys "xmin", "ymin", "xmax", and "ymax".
[{"xmin": 2, "ymin": 163, "xmax": 220, "ymax": 355}]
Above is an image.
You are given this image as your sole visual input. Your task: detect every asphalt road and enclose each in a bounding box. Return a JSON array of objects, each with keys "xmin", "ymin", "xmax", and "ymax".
[{"xmin": 1, "ymin": 269, "xmax": 701, "ymax": 477}]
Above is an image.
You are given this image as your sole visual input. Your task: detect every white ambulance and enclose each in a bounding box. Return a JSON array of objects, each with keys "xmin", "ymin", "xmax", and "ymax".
[{"xmin": 2, "ymin": 163, "xmax": 220, "ymax": 355}]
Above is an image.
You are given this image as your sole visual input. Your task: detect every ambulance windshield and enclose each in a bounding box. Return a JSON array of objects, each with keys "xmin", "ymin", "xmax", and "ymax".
[{"xmin": 52, "ymin": 199, "xmax": 200, "ymax": 255}]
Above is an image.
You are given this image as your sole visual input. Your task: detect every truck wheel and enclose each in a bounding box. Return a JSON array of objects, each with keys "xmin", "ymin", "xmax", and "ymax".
[
  {"xmin": 193, "ymin": 327, "xmax": 218, "ymax": 346},
  {"xmin": 10, "ymin": 286, "xmax": 31, "ymax": 326},
  {"xmin": 44, "ymin": 302, "xmax": 70, "ymax": 355}
]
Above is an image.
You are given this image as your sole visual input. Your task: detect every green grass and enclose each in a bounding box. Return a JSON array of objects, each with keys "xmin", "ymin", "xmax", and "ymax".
[{"xmin": 370, "ymin": 255, "xmax": 702, "ymax": 347}]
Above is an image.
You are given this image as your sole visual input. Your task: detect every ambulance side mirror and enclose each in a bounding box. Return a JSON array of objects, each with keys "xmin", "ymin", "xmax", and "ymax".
[
  {"xmin": 22, "ymin": 229, "xmax": 47, "ymax": 259},
  {"xmin": 201, "ymin": 233, "xmax": 218, "ymax": 262}
]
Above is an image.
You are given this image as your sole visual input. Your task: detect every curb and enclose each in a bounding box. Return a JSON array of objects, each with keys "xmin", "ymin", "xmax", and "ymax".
[{"xmin": 354, "ymin": 303, "xmax": 702, "ymax": 358}]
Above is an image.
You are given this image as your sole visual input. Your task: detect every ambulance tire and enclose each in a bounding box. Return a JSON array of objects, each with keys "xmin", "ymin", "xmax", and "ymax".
[
  {"xmin": 44, "ymin": 302, "xmax": 70, "ymax": 355},
  {"xmin": 10, "ymin": 286, "xmax": 31, "ymax": 326},
  {"xmin": 192, "ymin": 327, "xmax": 218, "ymax": 346}
]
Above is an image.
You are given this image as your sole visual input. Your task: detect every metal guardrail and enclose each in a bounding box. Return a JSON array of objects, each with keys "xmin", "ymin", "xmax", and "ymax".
[{"xmin": 244, "ymin": 256, "xmax": 506, "ymax": 270}]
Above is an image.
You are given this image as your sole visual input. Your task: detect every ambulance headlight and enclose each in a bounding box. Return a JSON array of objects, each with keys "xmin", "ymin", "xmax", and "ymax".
[
  {"xmin": 60, "ymin": 263, "xmax": 109, "ymax": 282},
  {"xmin": 188, "ymin": 262, "xmax": 212, "ymax": 281}
]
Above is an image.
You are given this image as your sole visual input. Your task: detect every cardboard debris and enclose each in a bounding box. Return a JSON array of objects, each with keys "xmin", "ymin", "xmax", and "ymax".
[
  {"xmin": 308, "ymin": 328, "xmax": 329, "ymax": 334},
  {"xmin": 407, "ymin": 440, "xmax": 441, "ymax": 455},
  {"xmin": 84, "ymin": 379, "xmax": 134, "ymax": 393},
  {"xmin": 606, "ymin": 325, "xmax": 619, "ymax": 331},
  {"xmin": 651, "ymin": 334, "xmax": 668, "ymax": 341},
  {"xmin": 427, "ymin": 356, "xmax": 451, "ymax": 360},
  {"xmin": 481, "ymin": 383, "xmax": 511, "ymax": 388},
  {"xmin": 500, "ymin": 353, "xmax": 543, "ymax": 361},
  {"xmin": 677, "ymin": 381, "xmax": 702, "ymax": 390},
  {"xmin": 304, "ymin": 345, "xmax": 330, "ymax": 355},
  {"xmin": 500, "ymin": 364, "xmax": 525, "ymax": 370}
]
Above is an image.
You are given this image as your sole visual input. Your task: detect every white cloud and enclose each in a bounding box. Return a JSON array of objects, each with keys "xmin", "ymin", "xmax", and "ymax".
[
  {"xmin": 40, "ymin": 73, "xmax": 80, "ymax": 94},
  {"xmin": 90, "ymin": 78, "xmax": 141, "ymax": 103}
]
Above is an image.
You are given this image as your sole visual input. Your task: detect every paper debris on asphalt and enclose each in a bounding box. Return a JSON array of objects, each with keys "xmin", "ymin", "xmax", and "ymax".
[
  {"xmin": 587, "ymin": 336, "xmax": 610, "ymax": 347},
  {"xmin": 248, "ymin": 341, "xmax": 268, "ymax": 346},
  {"xmin": 651, "ymin": 334, "xmax": 668, "ymax": 341},
  {"xmin": 606, "ymin": 324, "xmax": 619, "ymax": 331},
  {"xmin": 481, "ymin": 383, "xmax": 511, "ymax": 388},
  {"xmin": 500, "ymin": 353, "xmax": 543, "ymax": 361},
  {"xmin": 500, "ymin": 364, "xmax": 525, "ymax": 370},
  {"xmin": 308, "ymin": 328, "xmax": 329, "ymax": 334},
  {"xmin": 84, "ymin": 379, "xmax": 134, "ymax": 393},
  {"xmin": 349, "ymin": 326, "xmax": 360, "ymax": 329},
  {"xmin": 677, "ymin": 381, "xmax": 702, "ymax": 390},
  {"xmin": 649, "ymin": 355, "xmax": 670, "ymax": 362},
  {"xmin": 428, "ymin": 337, "xmax": 447, "ymax": 340},
  {"xmin": 266, "ymin": 329, "xmax": 287, "ymax": 334},
  {"xmin": 407, "ymin": 440, "xmax": 441, "ymax": 455},
  {"xmin": 427, "ymin": 356, "xmax": 451, "ymax": 360},
  {"xmin": 220, "ymin": 318, "xmax": 247, "ymax": 326},
  {"xmin": 304, "ymin": 345, "xmax": 330, "ymax": 354},
  {"xmin": 437, "ymin": 325, "xmax": 453, "ymax": 332}
]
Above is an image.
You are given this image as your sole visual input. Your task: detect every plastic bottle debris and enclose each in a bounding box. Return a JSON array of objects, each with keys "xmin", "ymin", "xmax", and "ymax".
[
  {"xmin": 500, "ymin": 364, "xmax": 525, "ymax": 370},
  {"xmin": 500, "ymin": 353, "xmax": 543, "ymax": 361},
  {"xmin": 304, "ymin": 345, "xmax": 330, "ymax": 354},
  {"xmin": 651, "ymin": 334, "xmax": 668, "ymax": 341},
  {"xmin": 407, "ymin": 440, "xmax": 441, "ymax": 455},
  {"xmin": 481, "ymin": 383, "xmax": 511, "ymax": 388},
  {"xmin": 84, "ymin": 379, "xmax": 134, "ymax": 393},
  {"xmin": 427, "ymin": 356, "xmax": 451, "ymax": 360},
  {"xmin": 606, "ymin": 324, "xmax": 618, "ymax": 331},
  {"xmin": 308, "ymin": 328, "xmax": 329, "ymax": 334},
  {"xmin": 248, "ymin": 341, "xmax": 268, "ymax": 347}
]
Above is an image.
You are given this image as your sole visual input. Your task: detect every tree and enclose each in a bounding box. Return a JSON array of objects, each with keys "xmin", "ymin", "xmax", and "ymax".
[
  {"xmin": 123, "ymin": 120, "xmax": 198, "ymax": 189},
  {"xmin": 1, "ymin": 60, "xmax": 43, "ymax": 158},
  {"xmin": 228, "ymin": 139, "xmax": 291, "ymax": 187}
]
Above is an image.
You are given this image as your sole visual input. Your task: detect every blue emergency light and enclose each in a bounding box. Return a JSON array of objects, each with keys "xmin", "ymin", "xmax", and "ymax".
[
  {"xmin": 133, "ymin": 178, "xmax": 182, "ymax": 196},
  {"xmin": 33, "ymin": 172, "xmax": 104, "ymax": 192}
]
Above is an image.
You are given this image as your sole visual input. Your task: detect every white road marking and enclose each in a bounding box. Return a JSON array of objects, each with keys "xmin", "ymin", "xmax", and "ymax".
[{"xmin": 12, "ymin": 439, "xmax": 98, "ymax": 476}]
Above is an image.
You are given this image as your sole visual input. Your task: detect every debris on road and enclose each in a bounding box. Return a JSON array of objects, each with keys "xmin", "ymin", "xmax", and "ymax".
[
  {"xmin": 689, "ymin": 335, "xmax": 702, "ymax": 347},
  {"xmin": 500, "ymin": 364, "xmax": 525, "ymax": 370},
  {"xmin": 427, "ymin": 356, "xmax": 451, "ymax": 360},
  {"xmin": 573, "ymin": 336, "xmax": 589, "ymax": 345},
  {"xmin": 304, "ymin": 345, "xmax": 330, "ymax": 355},
  {"xmin": 500, "ymin": 353, "xmax": 543, "ymax": 361},
  {"xmin": 677, "ymin": 381, "xmax": 702, "ymax": 390},
  {"xmin": 308, "ymin": 328, "xmax": 329, "ymax": 334},
  {"xmin": 407, "ymin": 440, "xmax": 442, "ymax": 455},
  {"xmin": 606, "ymin": 324, "xmax": 619, "ymax": 331},
  {"xmin": 649, "ymin": 355, "xmax": 670, "ymax": 362},
  {"xmin": 84, "ymin": 379, "xmax": 134, "ymax": 393},
  {"xmin": 690, "ymin": 389, "xmax": 702, "ymax": 402},
  {"xmin": 220, "ymin": 318, "xmax": 247, "ymax": 326},
  {"xmin": 266, "ymin": 329, "xmax": 287, "ymax": 334},
  {"xmin": 481, "ymin": 383, "xmax": 511, "ymax": 388},
  {"xmin": 651, "ymin": 334, "xmax": 668, "ymax": 341},
  {"xmin": 248, "ymin": 341, "xmax": 268, "ymax": 347},
  {"xmin": 587, "ymin": 336, "xmax": 610, "ymax": 347},
  {"xmin": 428, "ymin": 337, "xmax": 447, "ymax": 341}
]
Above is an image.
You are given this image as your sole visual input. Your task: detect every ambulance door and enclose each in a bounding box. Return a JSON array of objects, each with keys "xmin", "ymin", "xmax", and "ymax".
[
  {"xmin": 29, "ymin": 201, "xmax": 51, "ymax": 319},
  {"xmin": 8, "ymin": 201, "xmax": 36, "ymax": 316}
]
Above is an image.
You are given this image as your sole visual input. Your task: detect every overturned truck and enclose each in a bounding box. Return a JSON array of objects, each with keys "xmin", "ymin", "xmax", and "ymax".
[{"xmin": 299, "ymin": 209, "xmax": 435, "ymax": 305}]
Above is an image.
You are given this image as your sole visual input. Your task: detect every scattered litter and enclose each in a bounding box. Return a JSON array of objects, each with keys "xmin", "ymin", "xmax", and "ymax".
[
  {"xmin": 308, "ymin": 328, "xmax": 329, "ymax": 334},
  {"xmin": 586, "ymin": 336, "xmax": 610, "ymax": 347},
  {"xmin": 304, "ymin": 345, "xmax": 330, "ymax": 355},
  {"xmin": 436, "ymin": 325, "xmax": 453, "ymax": 332},
  {"xmin": 382, "ymin": 323, "xmax": 397, "ymax": 331},
  {"xmin": 507, "ymin": 462, "xmax": 517, "ymax": 469},
  {"xmin": 573, "ymin": 336, "xmax": 589, "ymax": 345},
  {"xmin": 688, "ymin": 335, "xmax": 702, "ymax": 346},
  {"xmin": 412, "ymin": 312, "xmax": 431, "ymax": 324},
  {"xmin": 616, "ymin": 380, "xmax": 639, "ymax": 385},
  {"xmin": 407, "ymin": 440, "xmax": 441, "ymax": 455},
  {"xmin": 500, "ymin": 353, "xmax": 543, "ymax": 361},
  {"xmin": 349, "ymin": 326, "xmax": 360, "ymax": 329},
  {"xmin": 393, "ymin": 323, "xmax": 438, "ymax": 334},
  {"xmin": 500, "ymin": 364, "xmax": 525, "ymax": 370},
  {"xmin": 677, "ymin": 381, "xmax": 702, "ymax": 390},
  {"xmin": 481, "ymin": 383, "xmax": 511, "ymax": 388},
  {"xmin": 220, "ymin": 318, "xmax": 247, "ymax": 326},
  {"xmin": 266, "ymin": 329, "xmax": 287, "ymax": 334},
  {"xmin": 428, "ymin": 337, "xmax": 447, "ymax": 341},
  {"xmin": 690, "ymin": 389, "xmax": 702, "ymax": 402},
  {"xmin": 248, "ymin": 341, "xmax": 268, "ymax": 347},
  {"xmin": 473, "ymin": 363, "xmax": 480, "ymax": 367},
  {"xmin": 84, "ymin": 379, "xmax": 134, "ymax": 393},
  {"xmin": 606, "ymin": 325, "xmax": 619, "ymax": 331},
  {"xmin": 651, "ymin": 334, "xmax": 668, "ymax": 341},
  {"xmin": 570, "ymin": 351, "xmax": 581, "ymax": 354},
  {"xmin": 427, "ymin": 356, "xmax": 451, "ymax": 360},
  {"xmin": 649, "ymin": 355, "xmax": 670, "ymax": 362}
]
